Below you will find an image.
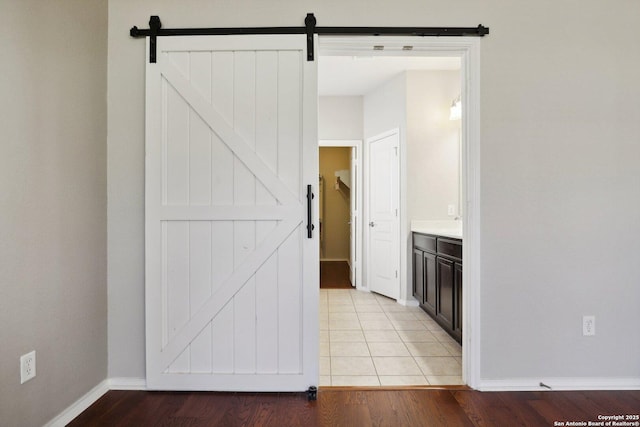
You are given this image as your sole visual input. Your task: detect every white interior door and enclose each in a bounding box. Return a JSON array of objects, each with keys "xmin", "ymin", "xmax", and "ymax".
[
  {"xmin": 350, "ymin": 147, "xmax": 356, "ymax": 286},
  {"xmin": 145, "ymin": 35, "xmax": 318, "ymax": 391},
  {"xmin": 349, "ymin": 145, "xmax": 363, "ymax": 288},
  {"xmin": 367, "ymin": 130, "xmax": 400, "ymax": 300}
]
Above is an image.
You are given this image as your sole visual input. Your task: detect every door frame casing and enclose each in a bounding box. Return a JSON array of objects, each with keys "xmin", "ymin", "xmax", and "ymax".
[
  {"xmin": 319, "ymin": 140, "xmax": 363, "ymax": 290},
  {"xmin": 318, "ymin": 36, "xmax": 482, "ymax": 389}
]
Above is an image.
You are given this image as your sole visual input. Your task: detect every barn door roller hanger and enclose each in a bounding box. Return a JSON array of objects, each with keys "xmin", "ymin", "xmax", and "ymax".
[{"xmin": 130, "ymin": 14, "xmax": 489, "ymax": 63}]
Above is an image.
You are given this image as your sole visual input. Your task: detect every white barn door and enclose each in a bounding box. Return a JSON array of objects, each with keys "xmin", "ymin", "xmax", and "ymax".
[{"xmin": 145, "ymin": 35, "xmax": 318, "ymax": 390}]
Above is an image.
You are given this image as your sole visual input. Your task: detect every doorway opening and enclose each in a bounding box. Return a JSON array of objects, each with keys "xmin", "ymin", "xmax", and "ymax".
[
  {"xmin": 318, "ymin": 140, "xmax": 363, "ymax": 290},
  {"xmin": 317, "ymin": 36, "xmax": 480, "ymax": 388}
]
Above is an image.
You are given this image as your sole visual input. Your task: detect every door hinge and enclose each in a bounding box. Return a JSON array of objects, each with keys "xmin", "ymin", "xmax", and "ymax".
[
  {"xmin": 394, "ymin": 147, "xmax": 398, "ymax": 156},
  {"xmin": 395, "ymin": 208, "xmax": 398, "ymax": 217},
  {"xmin": 395, "ymin": 270, "xmax": 398, "ymax": 278}
]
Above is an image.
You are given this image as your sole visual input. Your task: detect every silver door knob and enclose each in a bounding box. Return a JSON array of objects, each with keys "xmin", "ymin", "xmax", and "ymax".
[{"xmin": 369, "ymin": 221, "xmax": 376, "ymax": 227}]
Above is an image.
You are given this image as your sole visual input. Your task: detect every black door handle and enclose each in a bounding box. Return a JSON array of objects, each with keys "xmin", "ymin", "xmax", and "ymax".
[{"xmin": 307, "ymin": 184, "xmax": 315, "ymax": 238}]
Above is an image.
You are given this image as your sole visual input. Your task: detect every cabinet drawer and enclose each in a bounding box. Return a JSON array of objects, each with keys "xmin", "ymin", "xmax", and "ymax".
[
  {"xmin": 413, "ymin": 233, "xmax": 437, "ymax": 253},
  {"xmin": 437, "ymin": 238, "xmax": 462, "ymax": 260}
]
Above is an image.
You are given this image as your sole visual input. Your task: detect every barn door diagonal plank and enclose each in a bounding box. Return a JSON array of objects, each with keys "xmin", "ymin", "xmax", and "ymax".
[
  {"xmin": 159, "ymin": 58, "xmax": 298, "ymax": 207},
  {"xmin": 159, "ymin": 216, "xmax": 300, "ymax": 369}
]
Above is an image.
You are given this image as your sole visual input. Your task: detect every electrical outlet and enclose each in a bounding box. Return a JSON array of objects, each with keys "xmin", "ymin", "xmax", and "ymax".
[
  {"xmin": 447, "ymin": 204, "xmax": 456, "ymax": 216},
  {"xmin": 20, "ymin": 351, "xmax": 36, "ymax": 384},
  {"xmin": 583, "ymin": 316, "xmax": 595, "ymax": 336}
]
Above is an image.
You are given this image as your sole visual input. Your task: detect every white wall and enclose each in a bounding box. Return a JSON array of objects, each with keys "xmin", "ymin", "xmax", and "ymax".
[
  {"xmin": 363, "ymin": 75, "xmax": 407, "ymax": 140},
  {"xmin": 107, "ymin": 2, "xmax": 147, "ymax": 380},
  {"xmin": 478, "ymin": 3, "xmax": 640, "ymax": 381},
  {"xmin": 319, "ymin": 96, "xmax": 363, "ymax": 140},
  {"xmin": 0, "ymin": 1, "xmax": 108, "ymax": 425},
  {"xmin": 108, "ymin": 0, "xmax": 640, "ymax": 385},
  {"xmin": 406, "ymin": 70, "xmax": 461, "ymax": 221}
]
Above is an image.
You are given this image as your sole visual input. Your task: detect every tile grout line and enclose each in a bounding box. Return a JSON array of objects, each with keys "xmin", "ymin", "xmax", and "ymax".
[
  {"xmin": 324, "ymin": 288, "xmax": 462, "ymax": 387},
  {"xmin": 359, "ymin": 298, "xmax": 382, "ymax": 386}
]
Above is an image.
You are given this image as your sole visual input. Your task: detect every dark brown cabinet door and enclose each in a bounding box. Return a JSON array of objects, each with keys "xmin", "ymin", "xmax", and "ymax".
[
  {"xmin": 436, "ymin": 257, "xmax": 454, "ymax": 331},
  {"xmin": 412, "ymin": 232, "xmax": 462, "ymax": 344},
  {"xmin": 453, "ymin": 261, "xmax": 463, "ymax": 341},
  {"xmin": 423, "ymin": 251, "xmax": 437, "ymax": 316},
  {"xmin": 413, "ymin": 249, "xmax": 424, "ymax": 304}
]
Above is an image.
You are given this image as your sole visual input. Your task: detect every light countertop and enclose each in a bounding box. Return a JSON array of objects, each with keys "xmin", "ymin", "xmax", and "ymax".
[{"xmin": 411, "ymin": 220, "xmax": 463, "ymax": 239}]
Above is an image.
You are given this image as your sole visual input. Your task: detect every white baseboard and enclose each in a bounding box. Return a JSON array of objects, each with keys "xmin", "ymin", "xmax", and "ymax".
[
  {"xmin": 44, "ymin": 379, "xmax": 110, "ymax": 427},
  {"xmin": 109, "ymin": 377, "xmax": 147, "ymax": 390},
  {"xmin": 478, "ymin": 377, "xmax": 640, "ymax": 392},
  {"xmin": 44, "ymin": 377, "xmax": 147, "ymax": 426},
  {"xmin": 398, "ymin": 298, "xmax": 419, "ymax": 307}
]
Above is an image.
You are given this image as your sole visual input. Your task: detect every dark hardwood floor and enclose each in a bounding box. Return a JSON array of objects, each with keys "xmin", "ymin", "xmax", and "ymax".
[
  {"xmin": 320, "ymin": 260, "xmax": 353, "ymax": 289},
  {"xmin": 68, "ymin": 388, "xmax": 640, "ymax": 426}
]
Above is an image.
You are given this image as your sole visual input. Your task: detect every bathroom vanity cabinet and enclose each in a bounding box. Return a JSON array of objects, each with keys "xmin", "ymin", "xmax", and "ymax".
[{"xmin": 412, "ymin": 232, "xmax": 462, "ymax": 344}]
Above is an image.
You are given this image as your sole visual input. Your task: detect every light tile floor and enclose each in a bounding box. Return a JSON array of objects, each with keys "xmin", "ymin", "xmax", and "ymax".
[{"xmin": 319, "ymin": 288, "xmax": 463, "ymax": 387}]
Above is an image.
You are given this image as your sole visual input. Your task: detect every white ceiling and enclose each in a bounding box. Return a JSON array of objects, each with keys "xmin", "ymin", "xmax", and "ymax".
[{"xmin": 318, "ymin": 55, "xmax": 461, "ymax": 96}]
